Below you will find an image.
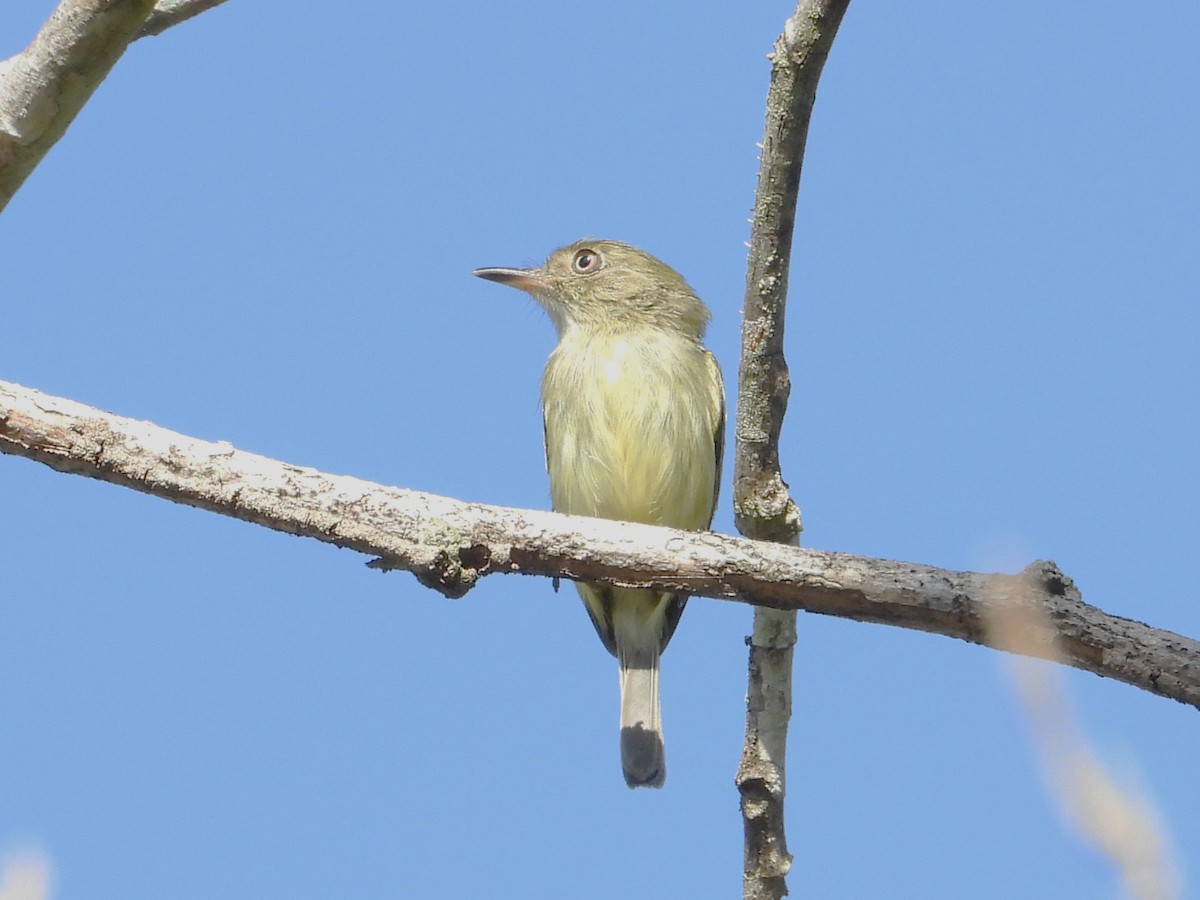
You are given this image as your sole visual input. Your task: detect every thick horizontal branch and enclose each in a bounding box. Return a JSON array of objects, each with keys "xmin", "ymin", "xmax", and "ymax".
[{"xmin": 2, "ymin": 377, "xmax": 1198, "ymax": 710}]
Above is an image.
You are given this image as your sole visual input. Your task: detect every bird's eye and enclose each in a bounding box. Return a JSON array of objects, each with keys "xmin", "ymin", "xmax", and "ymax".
[{"xmin": 572, "ymin": 249, "xmax": 602, "ymax": 274}]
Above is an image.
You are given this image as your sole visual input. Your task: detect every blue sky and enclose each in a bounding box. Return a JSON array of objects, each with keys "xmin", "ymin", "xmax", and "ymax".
[{"xmin": 2, "ymin": 1, "xmax": 1198, "ymax": 897}]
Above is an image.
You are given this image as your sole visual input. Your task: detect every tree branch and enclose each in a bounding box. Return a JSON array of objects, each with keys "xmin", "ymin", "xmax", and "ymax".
[
  {"xmin": 0, "ymin": 0, "xmax": 155, "ymax": 212},
  {"xmin": 0, "ymin": 0, "xmax": 230, "ymax": 214},
  {"xmin": 735, "ymin": 0, "xmax": 850, "ymax": 538},
  {"xmin": 138, "ymin": 0, "xmax": 232, "ymax": 38},
  {"xmin": 3, "ymin": 377, "xmax": 1196, "ymax": 711},
  {"xmin": 734, "ymin": 3, "xmax": 850, "ymax": 898}
]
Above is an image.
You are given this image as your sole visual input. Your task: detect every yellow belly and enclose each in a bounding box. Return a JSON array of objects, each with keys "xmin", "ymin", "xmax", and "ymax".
[{"xmin": 541, "ymin": 330, "xmax": 720, "ymax": 531}]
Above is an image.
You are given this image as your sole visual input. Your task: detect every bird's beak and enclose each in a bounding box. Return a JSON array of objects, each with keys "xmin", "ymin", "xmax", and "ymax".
[{"xmin": 472, "ymin": 266, "xmax": 548, "ymax": 296}]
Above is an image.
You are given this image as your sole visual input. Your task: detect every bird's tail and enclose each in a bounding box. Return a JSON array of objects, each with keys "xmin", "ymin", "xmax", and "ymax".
[{"xmin": 618, "ymin": 641, "xmax": 665, "ymax": 789}]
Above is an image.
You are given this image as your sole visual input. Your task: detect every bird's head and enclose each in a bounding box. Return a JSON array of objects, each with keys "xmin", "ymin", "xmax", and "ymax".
[{"xmin": 474, "ymin": 239, "xmax": 710, "ymax": 339}]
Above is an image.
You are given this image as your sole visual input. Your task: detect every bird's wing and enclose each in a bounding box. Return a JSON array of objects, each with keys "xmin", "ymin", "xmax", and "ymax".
[{"xmin": 704, "ymin": 348, "xmax": 726, "ymax": 527}]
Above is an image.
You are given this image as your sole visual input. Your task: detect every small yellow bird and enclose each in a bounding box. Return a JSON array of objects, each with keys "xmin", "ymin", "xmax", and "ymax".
[{"xmin": 474, "ymin": 240, "xmax": 725, "ymax": 788}]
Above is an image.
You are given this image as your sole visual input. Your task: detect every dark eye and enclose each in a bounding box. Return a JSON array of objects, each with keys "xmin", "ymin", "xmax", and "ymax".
[{"xmin": 572, "ymin": 248, "xmax": 602, "ymax": 274}]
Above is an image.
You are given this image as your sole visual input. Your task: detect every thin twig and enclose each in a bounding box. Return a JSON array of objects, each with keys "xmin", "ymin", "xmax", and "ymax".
[{"xmin": 733, "ymin": 3, "xmax": 850, "ymax": 899}]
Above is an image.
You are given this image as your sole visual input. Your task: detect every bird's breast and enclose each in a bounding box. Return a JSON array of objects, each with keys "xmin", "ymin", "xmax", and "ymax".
[{"xmin": 541, "ymin": 330, "xmax": 719, "ymax": 531}]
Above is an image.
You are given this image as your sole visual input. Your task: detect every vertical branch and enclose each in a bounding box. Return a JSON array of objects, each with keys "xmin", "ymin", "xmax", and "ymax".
[{"xmin": 734, "ymin": 3, "xmax": 850, "ymax": 899}]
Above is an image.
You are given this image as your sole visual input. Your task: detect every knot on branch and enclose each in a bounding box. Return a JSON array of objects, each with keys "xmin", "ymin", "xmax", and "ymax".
[
  {"xmin": 368, "ymin": 542, "xmax": 494, "ymax": 600},
  {"xmin": 411, "ymin": 548, "xmax": 481, "ymax": 599},
  {"xmin": 733, "ymin": 491, "xmax": 802, "ymax": 545},
  {"xmin": 1020, "ymin": 559, "xmax": 1078, "ymax": 602},
  {"xmin": 737, "ymin": 755, "xmax": 792, "ymax": 881}
]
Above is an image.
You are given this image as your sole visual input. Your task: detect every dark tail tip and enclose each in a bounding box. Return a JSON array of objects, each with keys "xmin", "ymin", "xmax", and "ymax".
[{"xmin": 621, "ymin": 724, "xmax": 666, "ymax": 789}]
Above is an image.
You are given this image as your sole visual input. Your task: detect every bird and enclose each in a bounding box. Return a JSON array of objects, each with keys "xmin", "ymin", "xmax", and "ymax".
[{"xmin": 474, "ymin": 239, "xmax": 725, "ymax": 788}]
